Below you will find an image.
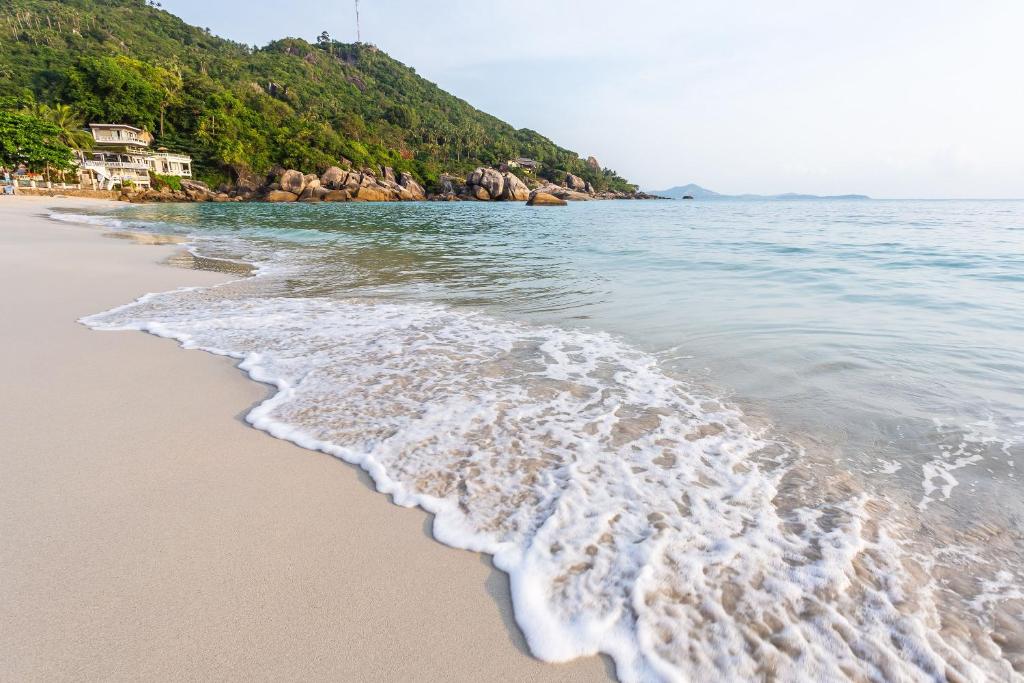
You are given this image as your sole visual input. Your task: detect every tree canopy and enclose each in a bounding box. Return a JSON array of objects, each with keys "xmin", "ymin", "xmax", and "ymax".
[
  {"xmin": 0, "ymin": 0, "xmax": 637, "ymax": 192},
  {"xmin": 0, "ymin": 111, "xmax": 76, "ymax": 173}
]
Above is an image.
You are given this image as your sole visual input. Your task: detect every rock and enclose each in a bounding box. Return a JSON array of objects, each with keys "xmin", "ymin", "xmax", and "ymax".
[
  {"xmin": 278, "ymin": 169, "xmax": 306, "ymax": 195},
  {"xmin": 586, "ymin": 156, "xmax": 601, "ymax": 171},
  {"xmin": 479, "ymin": 168, "xmax": 504, "ymax": 198},
  {"xmin": 471, "ymin": 185, "xmax": 491, "ymax": 201},
  {"xmin": 565, "ymin": 173, "xmax": 587, "ymax": 192},
  {"xmin": 322, "ymin": 189, "xmax": 350, "ymax": 202},
  {"xmin": 527, "ymin": 191, "xmax": 567, "ymax": 206},
  {"xmin": 501, "ymin": 172, "xmax": 530, "ymax": 201},
  {"xmin": 320, "ymin": 166, "xmax": 348, "ymax": 190},
  {"xmin": 212, "ymin": 193, "xmax": 231, "ymax": 202},
  {"xmin": 355, "ymin": 185, "xmax": 392, "ymax": 202},
  {"xmin": 584, "ymin": 181, "xmax": 594, "ymax": 194},
  {"xmin": 313, "ymin": 186, "xmax": 331, "ymax": 199},
  {"xmin": 465, "ymin": 167, "xmax": 504, "ymax": 200},
  {"xmin": 398, "ymin": 172, "xmax": 426, "ymax": 200},
  {"xmin": 381, "ymin": 166, "xmax": 396, "ymax": 183},
  {"xmin": 265, "ymin": 190, "xmax": 299, "ymax": 202},
  {"xmin": 303, "ymin": 175, "xmax": 320, "ymax": 191},
  {"xmin": 232, "ymin": 165, "xmax": 262, "ymax": 193}
]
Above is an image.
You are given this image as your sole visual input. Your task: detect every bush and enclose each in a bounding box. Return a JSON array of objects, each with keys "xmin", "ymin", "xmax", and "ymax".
[{"xmin": 150, "ymin": 172, "xmax": 182, "ymax": 192}]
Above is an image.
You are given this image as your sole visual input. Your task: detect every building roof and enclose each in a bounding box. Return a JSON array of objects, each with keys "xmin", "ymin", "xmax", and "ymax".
[{"xmin": 89, "ymin": 123, "xmax": 145, "ymax": 133}]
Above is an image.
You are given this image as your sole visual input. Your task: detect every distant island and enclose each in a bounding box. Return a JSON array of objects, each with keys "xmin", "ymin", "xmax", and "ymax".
[{"xmin": 649, "ymin": 183, "xmax": 870, "ymax": 200}]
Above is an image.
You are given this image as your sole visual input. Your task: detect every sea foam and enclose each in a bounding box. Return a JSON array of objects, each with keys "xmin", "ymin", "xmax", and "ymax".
[
  {"xmin": 64, "ymin": 201, "xmax": 1024, "ymax": 682},
  {"xmin": 80, "ymin": 275, "xmax": 1020, "ymax": 682}
]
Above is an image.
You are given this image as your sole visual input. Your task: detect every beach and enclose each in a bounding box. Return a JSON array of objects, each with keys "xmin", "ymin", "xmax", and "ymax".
[{"xmin": 0, "ymin": 197, "xmax": 612, "ymax": 682}]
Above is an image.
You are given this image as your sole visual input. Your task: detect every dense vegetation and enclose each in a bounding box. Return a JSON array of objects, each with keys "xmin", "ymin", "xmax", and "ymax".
[{"xmin": 0, "ymin": 0, "xmax": 636, "ymax": 192}]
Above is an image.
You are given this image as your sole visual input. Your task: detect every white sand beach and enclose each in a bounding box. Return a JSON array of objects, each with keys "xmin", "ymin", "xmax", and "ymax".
[{"xmin": 0, "ymin": 197, "xmax": 612, "ymax": 681}]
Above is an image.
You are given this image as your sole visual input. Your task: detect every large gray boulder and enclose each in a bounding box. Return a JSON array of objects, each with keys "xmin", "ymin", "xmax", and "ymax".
[
  {"xmin": 466, "ymin": 167, "xmax": 504, "ymax": 200},
  {"xmin": 320, "ymin": 166, "xmax": 348, "ymax": 189},
  {"xmin": 278, "ymin": 169, "xmax": 306, "ymax": 195},
  {"xmin": 501, "ymin": 172, "xmax": 530, "ymax": 201},
  {"xmin": 565, "ymin": 173, "xmax": 587, "ymax": 192},
  {"xmin": 398, "ymin": 172, "xmax": 426, "ymax": 200}
]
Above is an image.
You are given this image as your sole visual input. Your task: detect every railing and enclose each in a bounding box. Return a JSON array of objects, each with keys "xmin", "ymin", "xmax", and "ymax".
[{"xmin": 83, "ymin": 160, "xmax": 150, "ymax": 171}]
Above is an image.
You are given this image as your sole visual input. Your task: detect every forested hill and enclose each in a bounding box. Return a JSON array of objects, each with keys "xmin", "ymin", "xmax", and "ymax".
[{"xmin": 0, "ymin": 0, "xmax": 636, "ymax": 192}]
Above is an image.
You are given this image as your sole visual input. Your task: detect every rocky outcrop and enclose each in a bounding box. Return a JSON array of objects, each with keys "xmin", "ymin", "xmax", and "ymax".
[
  {"xmin": 320, "ymin": 166, "xmax": 348, "ymax": 190},
  {"xmin": 278, "ymin": 169, "xmax": 306, "ymax": 195},
  {"xmin": 586, "ymin": 156, "xmax": 601, "ymax": 171},
  {"xmin": 466, "ymin": 167, "xmax": 505, "ymax": 200},
  {"xmin": 462, "ymin": 167, "xmax": 531, "ymax": 201},
  {"xmin": 322, "ymin": 189, "xmax": 350, "ymax": 202},
  {"xmin": 398, "ymin": 172, "xmax": 426, "ymax": 200},
  {"xmin": 501, "ymin": 172, "xmax": 530, "ymax": 201},
  {"xmin": 265, "ymin": 190, "xmax": 299, "ymax": 202},
  {"xmin": 565, "ymin": 173, "xmax": 587, "ymax": 192},
  {"xmin": 354, "ymin": 185, "xmax": 391, "ymax": 202},
  {"xmin": 527, "ymin": 190, "xmax": 567, "ymax": 206},
  {"xmin": 535, "ymin": 183, "xmax": 593, "ymax": 202}
]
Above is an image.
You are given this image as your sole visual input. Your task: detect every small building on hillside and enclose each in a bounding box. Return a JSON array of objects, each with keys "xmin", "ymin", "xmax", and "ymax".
[
  {"xmin": 78, "ymin": 124, "xmax": 153, "ymax": 189},
  {"xmin": 506, "ymin": 157, "xmax": 540, "ymax": 173},
  {"xmin": 148, "ymin": 148, "xmax": 193, "ymax": 178}
]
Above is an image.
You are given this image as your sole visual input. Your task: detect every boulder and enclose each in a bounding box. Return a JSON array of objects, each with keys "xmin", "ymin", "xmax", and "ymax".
[
  {"xmin": 398, "ymin": 172, "xmax": 426, "ymax": 200},
  {"xmin": 278, "ymin": 169, "xmax": 306, "ymax": 195},
  {"xmin": 303, "ymin": 175, "xmax": 320, "ymax": 191},
  {"xmin": 265, "ymin": 190, "xmax": 299, "ymax": 202},
  {"xmin": 584, "ymin": 181, "xmax": 595, "ymax": 195},
  {"xmin": 381, "ymin": 166, "xmax": 396, "ymax": 183},
  {"xmin": 232, "ymin": 165, "xmax": 262, "ymax": 193},
  {"xmin": 313, "ymin": 186, "xmax": 331, "ymax": 199},
  {"xmin": 527, "ymin": 191, "xmax": 567, "ymax": 206},
  {"xmin": 565, "ymin": 173, "xmax": 587, "ymax": 192},
  {"xmin": 479, "ymin": 168, "xmax": 504, "ymax": 198},
  {"xmin": 501, "ymin": 172, "xmax": 530, "ymax": 201},
  {"xmin": 212, "ymin": 193, "xmax": 231, "ymax": 202},
  {"xmin": 465, "ymin": 167, "xmax": 504, "ymax": 200},
  {"xmin": 471, "ymin": 185, "xmax": 491, "ymax": 201},
  {"xmin": 322, "ymin": 189, "xmax": 350, "ymax": 202},
  {"xmin": 181, "ymin": 179, "xmax": 211, "ymax": 194},
  {"xmin": 320, "ymin": 166, "xmax": 348, "ymax": 190},
  {"xmin": 586, "ymin": 156, "xmax": 601, "ymax": 171},
  {"xmin": 355, "ymin": 185, "xmax": 392, "ymax": 202}
]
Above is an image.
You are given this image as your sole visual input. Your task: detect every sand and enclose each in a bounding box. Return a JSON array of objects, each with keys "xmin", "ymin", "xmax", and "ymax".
[{"xmin": 0, "ymin": 196, "xmax": 614, "ymax": 682}]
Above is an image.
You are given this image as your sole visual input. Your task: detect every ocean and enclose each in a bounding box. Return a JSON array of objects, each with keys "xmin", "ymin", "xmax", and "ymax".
[{"xmin": 61, "ymin": 199, "xmax": 1024, "ymax": 681}]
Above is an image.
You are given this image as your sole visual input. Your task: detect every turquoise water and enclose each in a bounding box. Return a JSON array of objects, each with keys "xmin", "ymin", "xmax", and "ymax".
[{"xmin": 68, "ymin": 200, "xmax": 1024, "ymax": 681}]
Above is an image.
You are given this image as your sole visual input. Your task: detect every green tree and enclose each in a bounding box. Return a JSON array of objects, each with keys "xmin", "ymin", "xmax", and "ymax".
[{"xmin": 0, "ymin": 111, "xmax": 75, "ymax": 177}]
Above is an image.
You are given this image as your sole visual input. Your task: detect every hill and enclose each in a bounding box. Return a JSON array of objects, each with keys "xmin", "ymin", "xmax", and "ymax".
[
  {"xmin": 651, "ymin": 183, "xmax": 869, "ymax": 200},
  {"xmin": 0, "ymin": 0, "xmax": 635, "ymax": 193}
]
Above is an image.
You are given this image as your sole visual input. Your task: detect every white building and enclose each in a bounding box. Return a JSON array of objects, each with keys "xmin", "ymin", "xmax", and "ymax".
[
  {"xmin": 148, "ymin": 148, "xmax": 192, "ymax": 177},
  {"xmin": 79, "ymin": 124, "xmax": 152, "ymax": 189}
]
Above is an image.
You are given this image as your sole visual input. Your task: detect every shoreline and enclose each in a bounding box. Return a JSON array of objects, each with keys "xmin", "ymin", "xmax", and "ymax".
[{"xmin": 0, "ymin": 196, "xmax": 613, "ymax": 681}]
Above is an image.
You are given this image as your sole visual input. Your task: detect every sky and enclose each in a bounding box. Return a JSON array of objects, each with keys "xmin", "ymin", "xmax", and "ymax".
[{"xmin": 162, "ymin": 0, "xmax": 1024, "ymax": 198}]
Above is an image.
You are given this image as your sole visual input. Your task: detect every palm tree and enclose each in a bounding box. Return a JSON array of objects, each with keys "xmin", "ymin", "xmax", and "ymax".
[{"xmin": 46, "ymin": 104, "xmax": 93, "ymax": 152}]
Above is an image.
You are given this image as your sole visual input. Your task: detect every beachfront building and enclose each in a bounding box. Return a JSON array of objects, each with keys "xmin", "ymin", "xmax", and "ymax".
[
  {"xmin": 78, "ymin": 124, "xmax": 153, "ymax": 189},
  {"xmin": 148, "ymin": 148, "xmax": 193, "ymax": 178}
]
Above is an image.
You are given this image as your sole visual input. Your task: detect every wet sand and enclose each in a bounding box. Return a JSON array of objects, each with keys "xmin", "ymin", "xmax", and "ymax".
[{"xmin": 0, "ymin": 197, "xmax": 613, "ymax": 681}]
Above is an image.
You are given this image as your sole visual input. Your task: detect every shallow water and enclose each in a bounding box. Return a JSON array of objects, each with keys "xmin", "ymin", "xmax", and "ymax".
[{"xmin": 61, "ymin": 200, "xmax": 1024, "ymax": 681}]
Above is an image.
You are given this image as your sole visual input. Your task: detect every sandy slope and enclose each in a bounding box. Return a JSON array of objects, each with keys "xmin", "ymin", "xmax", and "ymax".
[{"xmin": 0, "ymin": 196, "xmax": 613, "ymax": 682}]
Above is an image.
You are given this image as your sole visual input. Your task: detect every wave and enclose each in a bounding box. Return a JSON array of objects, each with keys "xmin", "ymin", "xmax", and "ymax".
[{"xmin": 70, "ymin": 209, "xmax": 1021, "ymax": 681}]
